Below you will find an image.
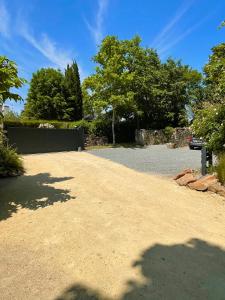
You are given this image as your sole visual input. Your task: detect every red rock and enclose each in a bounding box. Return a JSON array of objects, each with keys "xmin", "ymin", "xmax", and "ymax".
[
  {"xmin": 208, "ymin": 183, "xmax": 225, "ymax": 197},
  {"xmin": 173, "ymin": 169, "xmax": 193, "ymax": 180},
  {"xmin": 188, "ymin": 175, "xmax": 218, "ymax": 191},
  {"xmin": 176, "ymin": 173, "xmax": 197, "ymax": 186}
]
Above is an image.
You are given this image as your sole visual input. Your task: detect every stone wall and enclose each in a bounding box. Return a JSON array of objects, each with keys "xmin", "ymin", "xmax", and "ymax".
[
  {"xmin": 135, "ymin": 128, "xmax": 192, "ymax": 147},
  {"xmin": 85, "ymin": 134, "xmax": 108, "ymax": 147}
]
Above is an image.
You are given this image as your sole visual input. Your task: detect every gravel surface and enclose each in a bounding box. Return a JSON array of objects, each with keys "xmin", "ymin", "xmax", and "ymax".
[
  {"xmin": 88, "ymin": 145, "xmax": 201, "ymax": 176},
  {"xmin": 0, "ymin": 152, "xmax": 224, "ymax": 300}
]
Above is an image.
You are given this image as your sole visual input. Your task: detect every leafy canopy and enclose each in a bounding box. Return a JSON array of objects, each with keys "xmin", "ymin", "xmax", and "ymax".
[
  {"xmin": 0, "ymin": 56, "xmax": 26, "ymax": 104},
  {"xmin": 23, "ymin": 63, "xmax": 83, "ymax": 121}
]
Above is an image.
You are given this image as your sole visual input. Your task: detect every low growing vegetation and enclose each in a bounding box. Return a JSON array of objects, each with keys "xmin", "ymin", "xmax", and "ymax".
[
  {"xmin": 0, "ymin": 144, "xmax": 24, "ymax": 177},
  {"xmin": 0, "ymin": 56, "xmax": 25, "ymax": 177},
  {"xmin": 216, "ymin": 154, "xmax": 225, "ymax": 185}
]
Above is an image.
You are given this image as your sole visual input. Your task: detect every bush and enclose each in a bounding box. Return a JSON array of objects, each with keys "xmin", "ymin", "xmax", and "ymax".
[
  {"xmin": 216, "ymin": 154, "xmax": 225, "ymax": 185},
  {"xmin": 4, "ymin": 111, "xmax": 21, "ymax": 122},
  {"xmin": 192, "ymin": 103, "xmax": 225, "ymax": 153},
  {"xmin": 163, "ymin": 126, "xmax": 174, "ymax": 140},
  {"xmin": 0, "ymin": 144, "xmax": 25, "ymax": 177}
]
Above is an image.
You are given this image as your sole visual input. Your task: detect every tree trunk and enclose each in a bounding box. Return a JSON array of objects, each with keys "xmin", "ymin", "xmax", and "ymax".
[{"xmin": 112, "ymin": 108, "xmax": 116, "ymax": 145}]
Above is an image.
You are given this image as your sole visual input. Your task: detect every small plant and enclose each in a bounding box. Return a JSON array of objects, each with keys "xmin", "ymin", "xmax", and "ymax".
[
  {"xmin": 0, "ymin": 144, "xmax": 25, "ymax": 177},
  {"xmin": 163, "ymin": 126, "xmax": 174, "ymax": 140},
  {"xmin": 216, "ymin": 153, "xmax": 225, "ymax": 185}
]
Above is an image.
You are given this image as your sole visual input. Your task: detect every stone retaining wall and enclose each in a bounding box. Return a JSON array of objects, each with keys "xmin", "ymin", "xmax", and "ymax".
[
  {"xmin": 85, "ymin": 134, "xmax": 108, "ymax": 147},
  {"xmin": 135, "ymin": 128, "xmax": 192, "ymax": 147}
]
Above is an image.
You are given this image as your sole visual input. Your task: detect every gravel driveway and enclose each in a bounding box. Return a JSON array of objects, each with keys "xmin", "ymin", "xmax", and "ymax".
[
  {"xmin": 0, "ymin": 152, "xmax": 225, "ymax": 299},
  {"xmin": 88, "ymin": 145, "xmax": 201, "ymax": 176}
]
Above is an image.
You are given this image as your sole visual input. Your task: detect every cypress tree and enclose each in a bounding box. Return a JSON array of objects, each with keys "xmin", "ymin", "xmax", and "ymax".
[{"xmin": 64, "ymin": 61, "xmax": 83, "ymax": 121}]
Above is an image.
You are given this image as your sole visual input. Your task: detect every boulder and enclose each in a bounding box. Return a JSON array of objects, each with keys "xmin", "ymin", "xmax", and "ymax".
[
  {"xmin": 173, "ymin": 168, "xmax": 193, "ymax": 180},
  {"xmin": 188, "ymin": 175, "xmax": 218, "ymax": 191},
  {"xmin": 208, "ymin": 183, "xmax": 225, "ymax": 197},
  {"xmin": 176, "ymin": 173, "xmax": 197, "ymax": 186}
]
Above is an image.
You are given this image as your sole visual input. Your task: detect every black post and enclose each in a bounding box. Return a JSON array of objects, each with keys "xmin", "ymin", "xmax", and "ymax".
[{"xmin": 201, "ymin": 147, "xmax": 207, "ymax": 176}]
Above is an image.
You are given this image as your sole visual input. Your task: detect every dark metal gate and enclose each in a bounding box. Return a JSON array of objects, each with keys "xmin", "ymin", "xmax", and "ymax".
[{"xmin": 6, "ymin": 127, "xmax": 84, "ymax": 154}]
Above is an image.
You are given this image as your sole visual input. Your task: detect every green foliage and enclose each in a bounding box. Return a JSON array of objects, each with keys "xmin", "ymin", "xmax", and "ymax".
[
  {"xmin": 204, "ymin": 43, "xmax": 225, "ymax": 104},
  {"xmin": 4, "ymin": 119, "xmax": 88, "ymax": 129},
  {"xmin": 83, "ymin": 36, "xmax": 141, "ymax": 144},
  {"xmin": 0, "ymin": 144, "xmax": 24, "ymax": 177},
  {"xmin": 3, "ymin": 110, "xmax": 21, "ymax": 122},
  {"xmin": 0, "ymin": 56, "xmax": 26, "ymax": 106},
  {"xmin": 192, "ymin": 103, "xmax": 225, "ymax": 153},
  {"xmin": 23, "ymin": 68, "xmax": 66, "ymax": 120},
  {"xmin": 63, "ymin": 61, "xmax": 83, "ymax": 120},
  {"xmin": 23, "ymin": 63, "xmax": 83, "ymax": 121},
  {"xmin": 83, "ymin": 35, "xmax": 202, "ymax": 138},
  {"xmin": 163, "ymin": 126, "xmax": 174, "ymax": 139},
  {"xmin": 216, "ymin": 153, "xmax": 225, "ymax": 184}
]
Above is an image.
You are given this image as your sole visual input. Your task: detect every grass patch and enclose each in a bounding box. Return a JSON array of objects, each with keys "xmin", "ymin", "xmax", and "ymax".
[{"xmin": 85, "ymin": 143, "xmax": 144, "ymax": 150}]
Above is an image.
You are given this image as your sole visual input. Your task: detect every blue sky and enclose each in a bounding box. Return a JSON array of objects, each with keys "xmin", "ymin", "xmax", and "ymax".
[{"xmin": 0, "ymin": 0, "xmax": 225, "ymax": 113}]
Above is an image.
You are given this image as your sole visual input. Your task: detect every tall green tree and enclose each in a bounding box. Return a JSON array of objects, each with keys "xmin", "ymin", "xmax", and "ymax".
[
  {"xmin": 24, "ymin": 68, "xmax": 66, "ymax": 120},
  {"xmin": 158, "ymin": 59, "xmax": 202, "ymax": 127},
  {"xmin": 83, "ymin": 36, "xmax": 139, "ymax": 144},
  {"xmin": 0, "ymin": 56, "xmax": 25, "ymax": 116},
  {"xmin": 63, "ymin": 61, "xmax": 83, "ymax": 120}
]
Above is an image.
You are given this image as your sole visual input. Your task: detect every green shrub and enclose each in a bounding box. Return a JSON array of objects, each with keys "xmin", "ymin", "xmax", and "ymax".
[
  {"xmin": 163, "ymin": 126, "xmax": 174, "ymax": 140},
  {"xmin": 192, "ymin": 103, "xmax": 225, "ymax": 153},
  {"xmin": 4, "ymin": 119, "xmax": 91, "ymax": 130},
  {"xmin": 4, "ymin": 111, "xmax": 21, "ymax": 122},
  {"xmin": 0, "ymin": 145, "xmax": 25, "ymax": 177},
  {"xmin": 216, "ymin": 153, "xmax": 225, "ymax": 185}
]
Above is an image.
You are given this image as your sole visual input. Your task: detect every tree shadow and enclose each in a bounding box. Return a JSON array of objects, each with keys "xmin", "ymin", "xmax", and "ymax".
[
  {"xmin": 0, "ymin": 173, "xmax": 74, "ymax": 221},
  {"xmin": 55, "ymin": 239, "xmax": 225, "ymax": 300}
]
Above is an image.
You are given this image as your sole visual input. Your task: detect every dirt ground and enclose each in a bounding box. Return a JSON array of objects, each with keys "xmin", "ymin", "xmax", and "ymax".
[{"xmin": 0, "ymin": 152, "xmax": 225, "ymax": 300}]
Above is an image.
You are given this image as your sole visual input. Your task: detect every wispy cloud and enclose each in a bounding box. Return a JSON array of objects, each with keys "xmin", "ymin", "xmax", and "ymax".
[
  {"xmin": 16, "ymin": 19, "xmax": 87, "ymax": 79},
  {"xmin": 19, "ymin": 22, "xmax": 73, "ymax": 70},
  {"xmin": 151, "ymin": 0, "xmax": 197, "ymax": 54},
  {"xmin": 85, "ymin": 0, "xmax": 109, "ymax": 45},
  {"xmin": 158, "ymin": 18, "xmax": 205, "ymax": 56},
  {"xmin": 0, "ymin": 1, "xmax": 10, "ymax": 38}
]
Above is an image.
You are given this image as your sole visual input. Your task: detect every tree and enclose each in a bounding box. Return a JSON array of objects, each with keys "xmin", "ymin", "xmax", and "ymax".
[
  {"xmin": 83, "ymin": 36, "xmax": 138, "ymax": 144},
  {"xmin": 63, "ymin": 61, "xmax": 83, "ymax": 120},
  {"xmin": 24, "ymin": 68, "xmax": 67, "ymax": 120},
  {"xmin": 132, "ymin": 55, "xmax": 202, "ymax": 128},
  {"xmin": 0, "ymin": 56, "xmax": 25, "ymax": 116},
  {"xmin": 204, "ymin": 43, "xmax": 225, "ymax": 104},
  {"xmin": 158, "ymin": 59, "xmax": 202, "ymax": 127}
]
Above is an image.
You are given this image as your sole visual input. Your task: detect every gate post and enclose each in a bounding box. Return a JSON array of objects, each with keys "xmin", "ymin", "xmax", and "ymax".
[
  {"xmin": 201, "ymin": 147, "xmax": 213, "ymax": 176},
  {"xmin": 201, "ymin": 147, "xmax": 207, "ymax": 176}
]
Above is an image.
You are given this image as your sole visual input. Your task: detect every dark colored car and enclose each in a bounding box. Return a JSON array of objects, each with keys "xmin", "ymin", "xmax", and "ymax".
[{"xmin": 187, "ymin": 136, "xmax": 204, "ymax": 150}]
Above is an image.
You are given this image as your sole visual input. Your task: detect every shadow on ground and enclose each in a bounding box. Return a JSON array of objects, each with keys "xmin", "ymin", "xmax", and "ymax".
[
  {"xmin": 0, "ymin": 173, "xmax": 74, "ymax": 221},
  {"xmin": 55, "ymin": 239, "xmax": 225, "ymax": 300}
]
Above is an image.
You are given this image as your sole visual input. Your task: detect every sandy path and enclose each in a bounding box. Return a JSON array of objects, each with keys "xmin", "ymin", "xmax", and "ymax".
[{"xmin": 0, "ymin": 152, "xmax": 225, "ymax": 300}]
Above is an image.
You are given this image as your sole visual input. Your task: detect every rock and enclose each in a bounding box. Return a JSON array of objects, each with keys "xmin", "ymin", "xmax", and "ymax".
[
  {"xmin": 208, "ymin": 183, "xmax": 225, "ymax": 197},
  {"xmin": 173, "ymin": 168, "xmax": 193, "ymax": 180},
  {"xmin": 167, "ymin": 143, "xmax": 177, "ymax": 149},
  {"xmin": 188, "ymin": 175, "xmax": 218, "ymax": 191},
  {"xmin": 176, "ymin": 173, "xmax": 197, "ymax": 186}
]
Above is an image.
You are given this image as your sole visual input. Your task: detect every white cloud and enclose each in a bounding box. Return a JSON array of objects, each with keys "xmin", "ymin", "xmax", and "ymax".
[
  {"xmin": 17, "ymin": 20, "xmax": 87, "ymax": 79},
  {"xmin": 85, "ymin": 0, "xmax": 108, "ymax": 45},
  {"xmin": 0, "ymin": 1, "xmax": 10, "ymax": 38},
  {"xmin": 151, "ymin": 0, "xmax": 195, "ymax": 53},
  {"xmin": 19, "ymin": 23, "xmax": 73, "ymax": 70},
  {"xmin": 158, "ymin": 21, "xmax": 201, "ymax": 55}
]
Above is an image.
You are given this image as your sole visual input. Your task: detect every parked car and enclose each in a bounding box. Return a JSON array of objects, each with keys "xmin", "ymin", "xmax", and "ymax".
[{"xmin": 187, "ymin": 136, "xmax": 204, "ymax": 150}]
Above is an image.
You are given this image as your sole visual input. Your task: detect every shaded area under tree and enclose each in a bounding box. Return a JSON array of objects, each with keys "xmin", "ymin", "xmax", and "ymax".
[
  {"xmin": 0, "ymin": 173, "xmax": 74, "ymax": 221},
  {"xmin": 55, "ymin": 239, "xmax": 225, "ymax": 300}
]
